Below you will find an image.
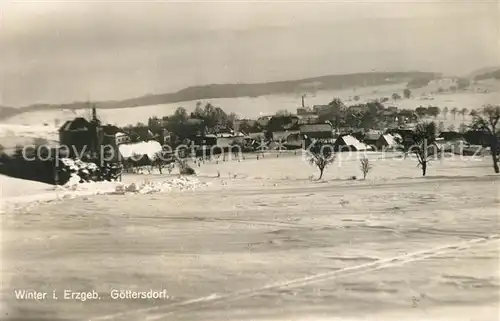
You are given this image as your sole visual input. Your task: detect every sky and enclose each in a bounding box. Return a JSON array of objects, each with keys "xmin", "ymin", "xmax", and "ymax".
[{"xmin": 0, "ymin": 0, "xmax": 499, "ymax": 107}]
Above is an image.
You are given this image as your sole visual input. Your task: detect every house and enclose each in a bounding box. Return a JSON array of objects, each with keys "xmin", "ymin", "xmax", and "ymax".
[
  {"xmin": 256, "ymin": 116, "xmax": 272, "ymax": 128},
  {"xmin": 386, "ymin": 106, "xmax": 398, "ymax": 113},
  {"xmin": 58, "ymin": 116, "xmax": 101, "ymax": 158},
  {"xmin": 297, "ymin": 107, "xmax": 314, "ymax": 115},
  {"xmin": 300, "ymin": 123, "xmax": 334, "ymax": 140},
  {"xmin": 282, "ymin": 133, "xmax": 303, "ymax": 150},
  {"xmin": 463, "ymin": 130, "xmax": 490, "ymax": 146},
  {"xmin": 397, "ymin": 110, "xmax": 418, "ymax": 124},
  {"xmin": 334, "ymin": 135, "xmax": 372, "ymax": 152},
  {"xmin": 267, "ymin": 115, "xmax": 300, "ymax": 140},
  {"xmin": 376, "ymin": 133, "xmax": 402, "ymax": 150},
  {"xmin": 235, "ymin": 119, "xmax": 259, "ymax": 133},
  {"xmin": 191, "ymin": 134, "xmax": 217, "ymax": 147},
  {"xmin": 125, "ymin": 127, "xmax": 155, "ymax": 142},
  {"xmin": 297, "ymin": 107, "xmax": 318, "ymax": 124},
  {"xmin": 216, "ymin": 131, "xmax": 246, "ymax": 148},
  {"xmin": 297, "ymin": 114, "xmax": 319, "ymax": 124},
  {"xmin": 313, "ymin": 105, "xmax": 330, "ymax": 115},
  {"xmin": 101, "ymin": 125, "xmax": 128, "ymax": 145},
  {"xmin": 438, "ymin": 131, "xmax": 463, "ymax": 142},
  {"xmin": 381, "ymin": 109, "xmax": 399, "ymax": 123},
  {"xmin": 272, "ymin": 130, "xmax": 300, "ymax": 142},
  {"xmin": 348, "ymin": 105, "xmax": 369, "ymax": 114},
  {"xmin": 363, "ymin": 130, "xmax": 383, "ymax": 146},
  {"xmin": 103, "ymin": 131, "xmax": 131, "ymax": 146}
]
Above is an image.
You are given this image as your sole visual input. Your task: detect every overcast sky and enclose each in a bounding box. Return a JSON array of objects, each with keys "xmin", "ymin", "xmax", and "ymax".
[{"xmin": 1, "ymin": 0, "xmax": 498, "ymax": 107}]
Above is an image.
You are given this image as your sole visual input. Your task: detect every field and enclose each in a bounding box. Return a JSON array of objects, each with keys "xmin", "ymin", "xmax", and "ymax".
[
  {"xmin": 2, "ymin": 80, "xmax": 499, "ymax": 128},
  {"xmin": 1, "ymin": 152, "xmax": 499, "ymax": 321}
]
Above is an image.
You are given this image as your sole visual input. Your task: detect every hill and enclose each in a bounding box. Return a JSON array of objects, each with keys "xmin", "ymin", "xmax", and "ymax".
[
  {"xmin": 0, "ymin": 106, "xmax": 20, "ymax": 119},
  {"xmin": 473, "ymin": 69, "xmax": 500, "ymax": 81},
  {"xmin": 0, "ymin": 71, "xmax": 439, "ymax": 120},
  {"xmin": 465, "ymin": 66, "xmax": 500, "ymax": 80}
]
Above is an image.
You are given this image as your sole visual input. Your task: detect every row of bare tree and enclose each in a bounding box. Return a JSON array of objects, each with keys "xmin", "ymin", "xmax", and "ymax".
[{"xmin": 307, "ymin": 105, "xmax": 500, "ymax": 178}]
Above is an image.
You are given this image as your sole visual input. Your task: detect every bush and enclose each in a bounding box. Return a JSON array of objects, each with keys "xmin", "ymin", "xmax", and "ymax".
[
  {"xmin": 180, "ymin": 166, "xmax": 196, "ymax": 175},
  {"xmin": 176, "ymin": 159, "xmax": 196, "ymax": 175}
]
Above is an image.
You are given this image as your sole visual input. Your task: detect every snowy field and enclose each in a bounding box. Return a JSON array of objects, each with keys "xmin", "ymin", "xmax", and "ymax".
[
  {"xmin": 2, "ymin": 80, "xmax": 499, "ymax": 128},
  {"xmin": 1, "ymin": 152, "xmax": 499, "ymax": 321},
  {"xmin": 0, "ymin": 124, "xmax": 59, "ymax": 155}
]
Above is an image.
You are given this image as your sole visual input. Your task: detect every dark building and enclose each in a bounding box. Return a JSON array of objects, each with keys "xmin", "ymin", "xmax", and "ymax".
[
  {"xmin": 299, "ymin": 123, "xmax": 335, "ymax": 140},
  {"xmin": 438, "ymin": 131, "xmax": 464, "ymax": 142},
  {"xmin": 58, "ymin": 107, "xmax": 126, "ymax": 160},
  {"xmin": 58, "ymin": 117, "xmax": 100, "ymax": 158}
]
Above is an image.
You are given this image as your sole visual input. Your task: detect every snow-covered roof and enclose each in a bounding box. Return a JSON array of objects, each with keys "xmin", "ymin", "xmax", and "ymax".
[
  {"xmin": 381, "ymin": 133, "xmax": 401, "ymax": 146},
  {"xmin": 365, "ymin": 130, "xmax": 383, "ymax": 141},
  {"xmin": 300, "ymin": 123, "xmax": 333, "ymax": 133},
  {"xmin": 59, "ymin": 117, "xmax": 91, "ymax": 132},
  {"xmin": 337, "ymin": 135, "xmax": 371, "ymax": 151},
  {"xmin": 118, "ymin": 141, "xmax": 162, "ymax": 159},
  {"xmin": 104, "ymin": 131, "xmax": 128, "ymax": 138}
]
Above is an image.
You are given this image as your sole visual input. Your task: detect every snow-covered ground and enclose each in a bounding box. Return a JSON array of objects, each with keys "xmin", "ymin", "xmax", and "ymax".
[
  {"xmin": 0, "ymin": 123, "xmax": 59, "ymax": 155},
  {"xmin": 1, "ymin": 152, "xmax": 498, "ymax": 321},
  {"xmin": 0, "ymin": 123, "xmax": 58, "ymax": 141}
]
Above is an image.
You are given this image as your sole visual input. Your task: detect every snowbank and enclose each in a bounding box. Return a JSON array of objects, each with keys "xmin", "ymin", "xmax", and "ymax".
[
  {"xmin": 58, "ymin": 176, "xmax": 208, "ymax": 195},
  {"xmin": 113, "ymin": 176, "xmax": 208, "ymax": 195},
  {"xmin": 1, "ymin": 176, "xmax": 209, "ymax": 213}
]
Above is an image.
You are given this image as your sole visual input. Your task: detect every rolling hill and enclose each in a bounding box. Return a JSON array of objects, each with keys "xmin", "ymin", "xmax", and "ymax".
[{"xmin": 0, "ymin": 71, "xmax": 439, "ymax": 120}]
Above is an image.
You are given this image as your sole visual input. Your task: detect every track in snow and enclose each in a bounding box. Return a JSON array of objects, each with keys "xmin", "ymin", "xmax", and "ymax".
[{"xmin": 89, "ymin": 234, "xmax": 499, "ymax": 321}]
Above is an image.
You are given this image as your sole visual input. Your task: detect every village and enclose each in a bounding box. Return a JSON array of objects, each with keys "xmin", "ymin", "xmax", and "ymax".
[
  {"xmin": 42, "ymin": 89, "xmax": 494, "ymax": 182},
  {"xmin": 1, "ymin": 87, "xmax": 496, "ymax": 187}
]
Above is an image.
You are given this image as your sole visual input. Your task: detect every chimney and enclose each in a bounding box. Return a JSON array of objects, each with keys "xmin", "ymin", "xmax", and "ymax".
[
  {"xmin": 92, "ymin": 106, "xmax": 97, "ymax": 122},
  {"xmin": 301, "ymin": 95, "xmax": 305, "ymax": 108}
]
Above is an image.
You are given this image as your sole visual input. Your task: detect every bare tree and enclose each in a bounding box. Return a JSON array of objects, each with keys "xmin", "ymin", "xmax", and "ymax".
[
  {"xmin": 392, "ymin": 93, "xmax": 401, "ymax": 101},
  {"xmin": 461, "ymin": 108, "xmax": 468, "ymax": 120},
  {"xmin": 400, "ymin": 121, "xmax": 439, "ymax": 176},
  {"xmin": 438, "ymin": 121, "xmax": 445, "ymax": 133},
  {"xmin": 450, "ymin": 107, "xmax": 458, "ymax": 120},
  {"xmin": 442, "ymin": 107, "xmax": 449, "ymax": 119},
  {"xmin": 458, "ymin": 123, "xmax": 467, "ymax": 134},
  {"xmin": 471, "ymin": 105, "xmax": 500, "ymax": 173},
  {"xmin": 306, "ymin": 143, "xmax": 336, "ymax": 180},
  {"xmin": 359, "ymin": 157, "xmax": 373, "ymax": 179},
  {"xmin": 152, "ymin": 151, "xmax": 167, "ymax": 174},
  {"xmin": 403, "ymin": 88, "xmax": 411, "ymax": 99}
]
